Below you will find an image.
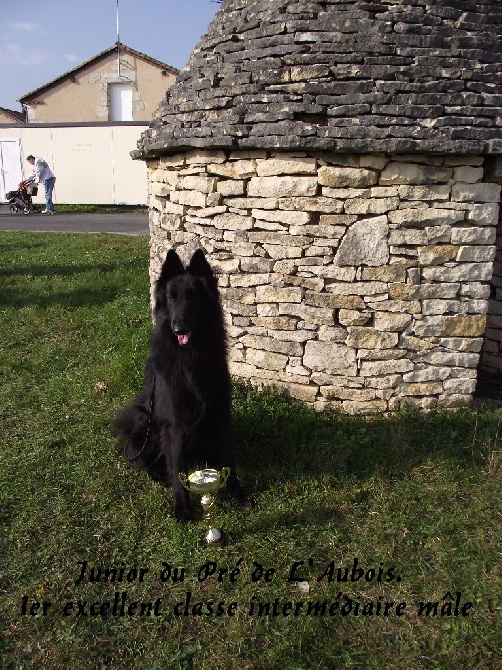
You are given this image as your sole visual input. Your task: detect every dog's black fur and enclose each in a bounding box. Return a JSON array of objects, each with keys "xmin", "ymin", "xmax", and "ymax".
[{"xmin": 113, "ymin": 249, "xmax": 249, "ymax": 522}]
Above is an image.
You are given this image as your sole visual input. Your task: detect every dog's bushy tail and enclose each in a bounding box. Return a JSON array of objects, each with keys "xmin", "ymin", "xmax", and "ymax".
[{"xmin": 112, "ymin": 393, "xmax": 151, "ymax": 463}]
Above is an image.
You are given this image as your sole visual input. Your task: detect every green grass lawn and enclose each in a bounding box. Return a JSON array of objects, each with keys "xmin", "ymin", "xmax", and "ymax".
[{"xmin": 1, "ymin": 231, "xmax": 500, "ymax": 670}]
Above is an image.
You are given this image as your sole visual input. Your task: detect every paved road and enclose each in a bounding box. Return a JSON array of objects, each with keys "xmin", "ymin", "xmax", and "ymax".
[{"xmin": 0, "ymin": 207, "xmax": 149, "ymax": 236}]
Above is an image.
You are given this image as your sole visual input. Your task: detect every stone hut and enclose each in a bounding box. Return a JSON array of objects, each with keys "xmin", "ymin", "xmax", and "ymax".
[{"xmin": 134, "ymin": 0, "xmax": 502, "ymax": 412}]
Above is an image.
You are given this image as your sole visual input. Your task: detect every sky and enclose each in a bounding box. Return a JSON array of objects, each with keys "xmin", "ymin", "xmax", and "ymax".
[{"xmin": 0, "ymin": 0, "xmax": 220, "ymax": 112}]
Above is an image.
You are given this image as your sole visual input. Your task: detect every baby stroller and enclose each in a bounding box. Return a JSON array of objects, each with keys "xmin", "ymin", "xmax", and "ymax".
[{"xmin": 6, "ymin": 179, "xmax": 38, "ymax": 214}]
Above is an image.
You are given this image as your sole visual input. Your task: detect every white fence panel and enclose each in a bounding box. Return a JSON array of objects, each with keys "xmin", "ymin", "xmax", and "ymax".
[
  {"xmin": 112, "ymin": 125, "xmax": 150, "ymax": 205},
  {"xmin": 0, "ymin": 123, "xmax": 148, "ymax": 205}
]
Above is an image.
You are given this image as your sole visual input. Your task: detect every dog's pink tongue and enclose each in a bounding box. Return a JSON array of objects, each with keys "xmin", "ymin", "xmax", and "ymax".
[{"xmin": 178, "ymin": 333, "xmax": 190, "ymax": 346}]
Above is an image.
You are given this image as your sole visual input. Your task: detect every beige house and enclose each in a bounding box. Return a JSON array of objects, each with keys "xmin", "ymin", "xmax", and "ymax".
[
  {"xmin": 0, "ymin": 107, "xmax": 25, "ymax": 124},
  {"xmin": 0, "ymin": 43, "xmax": 179, "ymax": 204},
  {"xmin": 19, "ymin": 42, "xmax": 178, "ymax": 123}
]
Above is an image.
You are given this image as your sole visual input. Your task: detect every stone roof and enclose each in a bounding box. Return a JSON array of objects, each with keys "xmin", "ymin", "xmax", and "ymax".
[{"xmin": 135, "ymin": 0, "xmax": 502, "ymax": 159}]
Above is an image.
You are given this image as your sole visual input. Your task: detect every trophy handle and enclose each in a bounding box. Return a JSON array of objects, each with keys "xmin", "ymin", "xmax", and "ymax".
[{"xmin": 178, "ymin": 472, "xmax": 190, "ymax": 491}]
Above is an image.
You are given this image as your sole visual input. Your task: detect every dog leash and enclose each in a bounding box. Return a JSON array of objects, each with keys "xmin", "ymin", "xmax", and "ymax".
[{"xmin": 123, "ymin": 374, "xmax": 155, "ymax": 462}]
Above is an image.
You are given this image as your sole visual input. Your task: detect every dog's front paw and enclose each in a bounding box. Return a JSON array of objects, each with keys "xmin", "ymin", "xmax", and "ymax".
[
  {"xmin": 174, "ymin": 503, "xmax": 191, "ymax": 523},
  {"xmin": 235, "ymin": 492, "xmax": 255, "ymax": 509}
]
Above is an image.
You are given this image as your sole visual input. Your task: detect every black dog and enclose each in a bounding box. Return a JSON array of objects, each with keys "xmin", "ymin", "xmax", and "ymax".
[{"xmin": 113, "ymin": 249, "xmax": 249, "ymax": 521}]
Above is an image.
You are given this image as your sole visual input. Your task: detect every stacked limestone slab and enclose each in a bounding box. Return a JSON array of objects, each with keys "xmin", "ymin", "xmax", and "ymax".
[
  {"xmin": 483, "ymin": 250, "xmax": 502, "ymax": 374},
  {"xmin": 136, "ymin": 0, "xmax": 502, "ymax": 411}
]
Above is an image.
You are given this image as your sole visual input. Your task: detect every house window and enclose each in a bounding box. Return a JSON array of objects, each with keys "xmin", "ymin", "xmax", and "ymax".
[{"xmin": 109, "ymin": 83, "xmax": 133, "ymax": 121}]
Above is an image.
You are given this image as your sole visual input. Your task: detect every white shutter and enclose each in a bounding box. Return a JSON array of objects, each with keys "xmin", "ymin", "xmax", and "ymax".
[{"xmin": 109, "ymin": 83, "xmax": 133, "ymax": 121}]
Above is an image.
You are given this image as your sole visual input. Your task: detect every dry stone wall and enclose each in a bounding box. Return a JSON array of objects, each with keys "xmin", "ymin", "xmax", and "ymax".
[
  {"xmin": 148, "ymin": 149, "xmax": 500, "ymax": 412},
  {"xmin": 481, "ymin": 204, "xmax": 502, "ymax": 375}
]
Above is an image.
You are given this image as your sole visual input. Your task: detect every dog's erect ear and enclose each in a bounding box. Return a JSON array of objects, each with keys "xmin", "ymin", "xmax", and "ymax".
[
  {"xmin": 188, "ymin": 249, "xmax": 218, "ymax": 294},
  {"xmin": 154, "ymin": 250, "xmax": 185, "ymax": 312},
  {"xmin": 188, "ymin": 249, "xmax": 212, "ymax": 277},
  {"xmin": 158, "ymin": 250, "xmax": 185, "ymax": 285}
]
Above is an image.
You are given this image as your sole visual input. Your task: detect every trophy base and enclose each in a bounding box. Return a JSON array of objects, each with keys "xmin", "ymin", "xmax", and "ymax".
[{"xmin": 203, "ymin": 529, "xmax": 226, "ymax": 548}]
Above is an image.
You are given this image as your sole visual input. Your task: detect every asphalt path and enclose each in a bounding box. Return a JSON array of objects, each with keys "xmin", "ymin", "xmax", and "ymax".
[{"xmin": 0, "ymin": 207, "xmax": 148, "ymax": 236}]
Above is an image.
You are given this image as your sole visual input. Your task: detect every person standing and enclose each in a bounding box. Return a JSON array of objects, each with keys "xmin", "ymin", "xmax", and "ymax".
[{"xmin": 26, "ymin": 154, "xmax": 56, "ymax": 214}]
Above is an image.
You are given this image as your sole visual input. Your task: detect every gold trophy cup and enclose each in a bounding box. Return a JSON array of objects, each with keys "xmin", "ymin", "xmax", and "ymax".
[{"xmin": 178, "ymin": 467, "xmax": 230, "ymax": 547}]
